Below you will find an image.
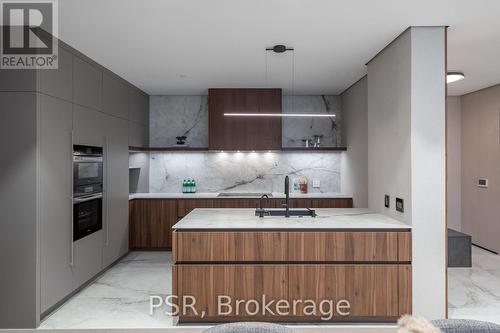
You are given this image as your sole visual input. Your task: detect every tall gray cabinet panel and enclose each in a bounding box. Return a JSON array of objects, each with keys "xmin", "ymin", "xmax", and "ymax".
[
  {"xmin": 38, "ymin": 47, "xmax": 73, "ymax": 102},
  {"xmin": 39, "ymin": 94, "xmax": 74, "ymax": 313},
  {"xmin": 0, "ymin": 92, "xmax": 39, "ymax": 328},
  {"xmin": 103, "ymin": 73, "xmax": 129, "ymax": 119},
  {"xmin": 73, "ymin": 105, "xmax": 106, "ymax": 146},
  {"xmin": 73, "ymin": 56, "xmax": 102, "ymax": 110},
  {"xmin": 102, "ymin": 115, "xmax": 129, "ymax": 267},
  {"xmin": 129, "ymin": 88, "xmax": 148, "ymax": 125},
  {"xmin": 73, "ymin": 230, "xmax": 104, "ymax": 288}
]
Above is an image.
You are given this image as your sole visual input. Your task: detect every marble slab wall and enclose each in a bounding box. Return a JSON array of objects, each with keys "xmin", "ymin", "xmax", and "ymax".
[
  {"xmin": 282, "ymin": 95, "xmax": 342, "ymax": 147},
  {"xmin": 150, "ymin": 95, "xmax": 208, "ymax": 147},
  {"xmin": 150, "ymin": 151, "xmax": 341, "ymax": 193},
  {"xmin": 149, "ymin": 95, "xmax": 342, "ymax": 147}
]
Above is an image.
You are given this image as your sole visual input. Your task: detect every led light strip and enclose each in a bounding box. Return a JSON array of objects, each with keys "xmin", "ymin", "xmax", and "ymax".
[{"xmin": 224, "ymin": 113, "xmax": 335, "ymax": 117}]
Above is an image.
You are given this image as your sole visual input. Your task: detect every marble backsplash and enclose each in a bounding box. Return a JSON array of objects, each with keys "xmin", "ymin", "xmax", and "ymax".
[
  {"xmin": 149, "ymin": 95, "xmax": 342, "ymax": 148},
  {"xmin": 149, "ymin": 151, "xmax": 341, "ymax": 193}
]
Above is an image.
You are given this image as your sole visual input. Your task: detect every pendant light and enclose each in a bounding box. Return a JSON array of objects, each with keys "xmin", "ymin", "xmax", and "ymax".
[{"xmin": 223, "ymin": 44, "xmax": 336, "ymax": 118}]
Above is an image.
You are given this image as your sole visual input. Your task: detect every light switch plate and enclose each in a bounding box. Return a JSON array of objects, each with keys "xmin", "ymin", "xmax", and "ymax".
[
  {"xmin": 312, "ymin": 179, "xmax": 320, "ymax": 188},
  {"xmin": 396, "ymin": 197, "xmax": 404, "ymax": 213}
]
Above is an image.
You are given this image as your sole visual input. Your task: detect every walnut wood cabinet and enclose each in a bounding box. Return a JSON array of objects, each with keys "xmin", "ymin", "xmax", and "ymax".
[
  {"xmin": 172, "ymin": 230, "xmax": 412, "ymax": 323},
  {"xmin": 208, "ymin": 88, "xmax": 282, "ymax": 150},
  {"xmin": 129, "ymin": 197, "xmax": 353, "ymax": 250}
]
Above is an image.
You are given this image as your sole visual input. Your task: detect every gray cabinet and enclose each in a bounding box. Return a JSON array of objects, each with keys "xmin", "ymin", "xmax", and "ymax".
[
  {"xmin": 73, "ymin": 104, "xmax": 106, "ymax": 146},
  {"xmin": 73, "ymin": 230, "xmax": 103, "ymax": 288},
  {"xmin": 103, "ymin": 73, "xmax": 129, "ymax": 119},
  {"xmin": 73, "ymin": 56, "xmax": 102, "ymax": 110},
  {"xmin": 38, "ymin": 47, "xmax": 73, "ymax": 102},
  {"xmin": 39, "ymin": 94, "xmax": 74, "ymax": 313},
  {"xmin": 129, "ymin": 121, "xmax": 148, "ymax": 147},
  {"xmin": 102, "ymin": 115, "xmax": 129, "ymax": 267},
  {"xmin": 129, "ymin": 88, "xmax": 148, "ymax": 125}
]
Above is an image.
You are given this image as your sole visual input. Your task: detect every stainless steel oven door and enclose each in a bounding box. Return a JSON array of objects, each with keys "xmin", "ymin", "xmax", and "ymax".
[
  {"xmin": 73, "ymin": 155, "xmax": 103, "ymax": 187},
  {"xmin": 73, "ymin": 194, "xmax": 103, "ymax": 241}
]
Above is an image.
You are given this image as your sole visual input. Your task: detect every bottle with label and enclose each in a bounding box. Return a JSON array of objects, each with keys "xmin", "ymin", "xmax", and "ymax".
[
  {"xmin": 182, "ymin": 179, "xmax": 186, "ymax": 193},
  {"xmin": 192, "ymin": 179, "xmax": 196, "ymax": 193},
  {"xmin": 188, "ymin": 179, "xmax": 193, "ymax": 193}
]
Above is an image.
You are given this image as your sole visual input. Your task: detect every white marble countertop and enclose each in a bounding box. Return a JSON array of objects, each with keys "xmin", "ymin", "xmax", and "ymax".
[
  {"xmin": 129, "ymin": 192, "xmax": 352, "ymax": 200},
  {"xmin": 172, "ymin": 208, "xmax": 411, "ymax": 230}
]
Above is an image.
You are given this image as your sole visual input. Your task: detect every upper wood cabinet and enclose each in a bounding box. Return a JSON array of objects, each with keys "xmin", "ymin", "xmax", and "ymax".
[{"xmin": 208, "ymin": 88, "xmax": 282, "ymax": 150}]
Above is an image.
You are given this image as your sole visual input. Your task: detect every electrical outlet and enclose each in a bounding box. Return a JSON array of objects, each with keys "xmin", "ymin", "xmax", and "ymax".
[
  {"xmin": 312, "ymin": 179, "xmax": 320, "ymax": 188},
  {"xmin": 384, "ymin": 195, "xmax": 390, "ymax": 208},
  {"xmin": 396, "ymin": 197, "xmax": 404, "ymax": 213}
]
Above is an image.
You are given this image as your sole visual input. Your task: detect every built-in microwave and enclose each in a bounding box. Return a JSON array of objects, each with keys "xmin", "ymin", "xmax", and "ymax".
[{"xmin": 73, "ymin": 145, "xmax": 103, "ymax": 188}]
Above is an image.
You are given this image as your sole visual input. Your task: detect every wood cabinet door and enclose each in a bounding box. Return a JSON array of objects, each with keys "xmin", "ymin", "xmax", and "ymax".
[
  {"xmin": 288, "ymin": 232, "xmax": 400, "ymax": 262},
  {"xmin": 129, "ymin": 199, "xmax": 177, "ymax": 248},
  {"xmin": 288, "ymin": 264, "xmax": 401, "ymax": 320},
  {"xmin": 208, "ymin": 88, "xmax": 282, "ymax": 150},
  {"xmin": 177, "ymin": 199, "xmax": 214, "ymax": 218},
  {"xmin": 176, "ymin": 264, "xmax": 287, "ymax": 321},
  {"xmin": 175, "ymin": 231, "xmax": 287, "ymax": 262}
]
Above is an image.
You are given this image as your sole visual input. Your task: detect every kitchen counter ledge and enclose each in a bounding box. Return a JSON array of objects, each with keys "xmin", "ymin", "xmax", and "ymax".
[
  {"xmin": 172, "ymin": 208, "xmax": 411, "ymax": 230},
  {"xmin": 129, "ymin": 192, "xmax": 352, "ymax": 200}
]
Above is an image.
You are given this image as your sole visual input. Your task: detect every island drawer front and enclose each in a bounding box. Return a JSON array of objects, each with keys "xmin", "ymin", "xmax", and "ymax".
[
  {"xmin": 288, "ymin": 232, "xmax": 410, "ymax": 262},
  {"xmin": 176, "ymin": 264, "xmax": 287, "ymax": 319},
  {"xmin": 288, "ymin": 264, "xmax": 404, "ymax": 318},
  {"xmin": 175, "ymin": 231, "xmax": 288, "ymax": 262},
  {"xmin": 175, "ymin": 264, "xmax": 411, "ymax": 322}
]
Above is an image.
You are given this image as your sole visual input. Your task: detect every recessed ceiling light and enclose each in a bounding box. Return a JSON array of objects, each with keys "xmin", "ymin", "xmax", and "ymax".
[
  {"xmin": 447, "ymin": 71, "xmax": 465, "ymax": 84},
  {"xmin": 179, "ymin": 74, "xmax": 187, "ymax": 78}
]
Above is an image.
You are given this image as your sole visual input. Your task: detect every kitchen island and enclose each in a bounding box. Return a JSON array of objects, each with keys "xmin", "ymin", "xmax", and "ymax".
[{"xmin": 172, "ymin": 208, "xmax": 412, "ymax": 323}]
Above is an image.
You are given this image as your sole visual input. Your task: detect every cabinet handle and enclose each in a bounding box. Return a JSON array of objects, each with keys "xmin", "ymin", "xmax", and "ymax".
[
  {"xmin": 105, "ymin": 135, "xmax": 109, "ymax": 247},
  {"xmin": 70, "ymin": 130, "xmax": 74, "ymax": 267}
]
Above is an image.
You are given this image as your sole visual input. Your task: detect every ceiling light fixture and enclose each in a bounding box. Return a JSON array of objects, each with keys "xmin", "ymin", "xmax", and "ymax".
[
  {"xmin": 223, "ymin": 45, "xmax": 335, "ymax": 118},
  {"xmin": 224, "ymin": 113, "xmax": 335, "ymax": 118},
  {"xmin": 447, "ymin": 71, "xmax": 465, "ymax": 84}
]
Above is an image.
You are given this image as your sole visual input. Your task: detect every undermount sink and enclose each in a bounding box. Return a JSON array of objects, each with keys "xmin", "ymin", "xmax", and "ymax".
[
  {"xmin": 255, "ymin": 208, "xmax": 317, "ymax": 218},
  {"xmin": 218, "ymin": 192, "xmax": 273, "ymax": 198}
]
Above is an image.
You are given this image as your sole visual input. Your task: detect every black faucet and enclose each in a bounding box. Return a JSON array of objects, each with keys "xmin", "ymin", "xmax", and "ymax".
[
  {"xmin": 259, "ymin": 194, "xmax": 269, "ymax": 210},
  {"xmin": 283, "ymin": 176, "xmax": 290, "ymax": 217}
]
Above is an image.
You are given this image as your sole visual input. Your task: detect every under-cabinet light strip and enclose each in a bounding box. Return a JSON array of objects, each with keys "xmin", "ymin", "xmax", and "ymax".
[{"xmin": 224, "ymin": 113, "xmax": 335, "ymax": 118}]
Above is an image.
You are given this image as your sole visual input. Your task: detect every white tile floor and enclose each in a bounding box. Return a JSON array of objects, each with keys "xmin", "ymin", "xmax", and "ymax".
[
  {"xmin": 40, "ymin": 251, "xmax": 177, "ymax": 329},
  {"xmin": 448, "ymin": 246, "xmax": 500, "ymax": 324},
  {"xmin": 40, "ymin": 247, "xmax": 500, "ymax": 329}
]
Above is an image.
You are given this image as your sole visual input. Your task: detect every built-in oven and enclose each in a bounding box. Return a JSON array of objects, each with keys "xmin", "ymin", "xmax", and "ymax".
[
  {"xmin": 73, "ymin": 193, "xmax": 103, "ymax": 241},
  {"xmin": 73, "ymin": 145, "xmax": 103, "ymax": 187},
  {"xmin": 73, "ymin": 145, "xmax": 104, "ymax": 241}
]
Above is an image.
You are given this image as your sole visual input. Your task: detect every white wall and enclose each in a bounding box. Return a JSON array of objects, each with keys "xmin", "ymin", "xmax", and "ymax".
[
  {"xmin": 341, "ymin": 77, "xmax": 368, "ymax": 207},
  {"xmin": 447, "ymin": 97, "xmax": 462, "ymax": 231},
  {"xmin": 129, "ymin": 152, "xmax": 150, "ymax": 193},
  {"xmin": 367, "ymin": 31, "xmax": 412, "ymax": 221},
  {"xmin": 367, "ymin": 27, "xmax": 446, "ymax": 319}
]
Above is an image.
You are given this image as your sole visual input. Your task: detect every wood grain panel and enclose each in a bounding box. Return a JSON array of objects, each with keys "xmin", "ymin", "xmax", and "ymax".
[
  {"xmin": 208, "ymin": 88, "xmax": 282, "ymax": 150},
  {"xmin": 177, "ymin": 199, "xmax": 214, "ymax": 218},
  {"xmin": 288, "ymin": 232, "xmax": 399, "ymax": 262},
  {"xmin": 129, "ymin": 199, "xmax": 177, "ymax": 249},
  {"xmin": 288, "ymin": 264, "xmax": 400, "ymax": 318},
  {"xmin": 398, "ymin": 232, "xmax": 412, "ymax": 261},
  {"xmin": 311, "ymin": 198, "xmax": 353, "ymax": 208},
  {"xmin": 176, "ymin": 231, "xmax": 287, "ymax": 261},
  {"xmin": 398, "ymin": 264, "xmax": 412, "ymax": 315},
  {"xmin": 177, "ymin": 264, "xmax": 287, "ymax": 319}
]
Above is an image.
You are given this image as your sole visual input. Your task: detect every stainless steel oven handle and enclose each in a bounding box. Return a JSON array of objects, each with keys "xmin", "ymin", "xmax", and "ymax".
[
  {"xmin": 73, "ymin": 193, "xmax": 103, "ymax": 203},
  {"xmin": 70, "ymin": 130, "xmax": 74, "ymax": 267}
]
